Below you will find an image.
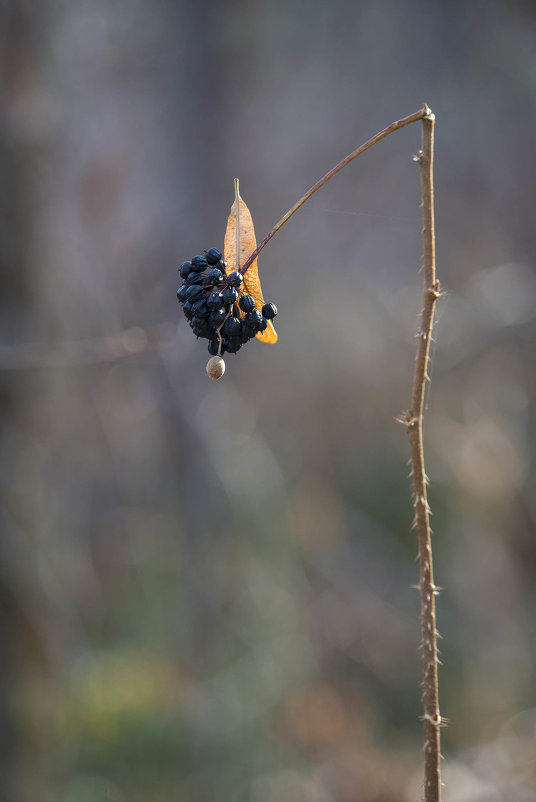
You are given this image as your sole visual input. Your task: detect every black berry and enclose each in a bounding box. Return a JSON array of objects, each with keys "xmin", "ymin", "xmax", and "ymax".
[
  {"xmin": 258, "ymin": 316, "xmax": 268, "ymax": 332},
  {"xmin": 240, "ymin": 323, "xmax": 255, "ymax": 343},
  {"xmin": 222, "ymin": 316, "xmax": 241, "ymax": 337},
  {"xmin": 186, "ymin": 284, "xmax": 205, "ymax": 302},
  {"xmin": 190, "ymin": 317, "xmax": 212, "ymax": 338},
  {"xmin": 177, "ymin": 285, "xmax": 189, "ymax": 303},
  {"xmin": 179, "ymin": 261, "xmax": 193, "ymax": 278},
  {"xmin": 227, "ymin": 271, "xmax": 243, "ymax": 288},
  {"xmin": 186, "ymin": 272, "xmax": 205, "ymax": 286},
  {"xmin": 245, "ymin": 309, "xmax": 263, "ymax": 331},
  {"xmin": 192, "ymin": 299, "xmax": 209, "ymax": 318},
  {"xmin": 205, "ymin": 247, "xmax": 223, "ymax": 265},
  {"xmin": 191, "ymin": 255, "xmax": 208, "ymax": 272},
  {"xmin": 208, "ymin": 308, "xmax": 226, "ymax": 326},
  {"xmin": 183, "ymin": 300, "xmax": 194, "ymax": 320},
  {"xmin": 238, "ymin": 294, "xmax": 255, "ymax": 313},
  {"xmin": 208, "ymin": 339, "xmax": 221, "ymax": 356},
  {"xmin": 203, "ymin": 268, "xmax": 223, "ymax": 286},
  {"xmin": 207, "ymin": 292, "xmax": 224, "ymax": 310},
  {"xmin": 262, "ymin": 302, "xmax": 277, "ymax": 319},
  {"xmin": 225, "ymin": 339, "xmax": 242, "ymax": 354},
  {"xmin": 222, "ymin": 287, "xmax": 238, "ymax": 305}
]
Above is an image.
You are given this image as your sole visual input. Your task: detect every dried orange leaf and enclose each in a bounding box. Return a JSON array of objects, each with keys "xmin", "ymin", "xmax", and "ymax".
[{"xmin": 223, "ymin": 179, "xmax": 277, "ymax": 344}]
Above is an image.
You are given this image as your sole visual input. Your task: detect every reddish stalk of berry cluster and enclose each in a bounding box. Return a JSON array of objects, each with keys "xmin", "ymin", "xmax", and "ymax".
[{"xmin": 239, "ymin": 106, "xmax": 429, "ymax": 276}]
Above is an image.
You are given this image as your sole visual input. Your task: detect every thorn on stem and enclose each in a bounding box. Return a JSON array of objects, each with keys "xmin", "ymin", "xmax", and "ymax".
[
  {"xmin": 422, "ymin": 712, "xmax": 442, "ymax": 727},
  {"xmin": 412, "ymin": 150, "xmax": 424, "ymax": 165},
  {"xmin": 396, "ymin": 411, "xmax": 418, "ymax": 429}
]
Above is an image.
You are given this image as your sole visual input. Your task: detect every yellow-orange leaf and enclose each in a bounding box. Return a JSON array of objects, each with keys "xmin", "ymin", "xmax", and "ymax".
[{"xmin": 223, "ymin": 179, "xmax": 277, "ymax": 344}]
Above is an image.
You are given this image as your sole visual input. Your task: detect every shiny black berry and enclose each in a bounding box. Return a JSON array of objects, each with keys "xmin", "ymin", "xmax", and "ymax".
[
  {"xmin": 186, "ymin": 271, "xmax": 205, "ymax": 286},
  {"xmin": 227, "ymin": 271, "xmax": 243, "ymax": 288},
  {"xmin": 207, "ymin": 292, "xmax": 224, "ymax": 310},
  {"xmin": 238, "ymin": 294, "xmax": 255, "ymax": 313},
  {"xmin": 240, "ymin": 323, "xmax": 254, "ymax": 343},
  {"xmin": 205, "ymin": 247, "xmax": 223, "ymax": 265},
  {"xmin": 258, "ymin": 316, "xmax": 268, "ymax": 332},
  {"xmin": 225, "ymin": 339, "xmax": 242, "ymax": 354},
  {"xmin": 208, "ymin": 339, "xmax": 221, "ymax": 356},
  {"xmin": 190, "ymin": 317, "xmax": 216, "ymax": 340},
  {"xmin": 183, "ymin": 300, "xmax": 194, "ymax": 320},
  {"xmin": 221, "ymin": 316, "xmax": 241, "ymax": 337},
  {"xmin": 203, "ymin": 268, "xmax": 223, "ymax": 286},
  {"xmin": 208, "ymin": 310, "xmax": 225, "ymax": 328},
  {"xmin": 179, "ymin": 261, "xmax": 193, "ymax": 278},
  {"xmin": 177, "ymin": 285, "xmax": 189, "ymax": 303},
  {"xmin": 186, "ymin": 284, "xmax": 205, "ymax": 302},
  {"xmin": 191, "ymin": 255, "xmax": 208, "ymax": 272},
  {"xmin": 190, "ymin": 317, "xmax": 212, "ymax": 338},
  {"xmin": 222, "ymin": 287, "xmax": 238, "ymax": 305},
  {"xmin": 192, "ymin": 299, "xmax": 209, "ymax": 318},
  {"xmin": 245, "ymin": 309, "xmax": 263, "ymax": 331},
  {"xmin": 262, "ymin": 302, "xmax": 277, "ymax": 319}
]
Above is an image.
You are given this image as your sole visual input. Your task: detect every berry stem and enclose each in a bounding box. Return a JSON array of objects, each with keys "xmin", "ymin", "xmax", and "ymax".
[
  {"xmin": 240, "ymin": 105, "xmax": 429, "ymax": 275},
  {"xmin": 216, "ymin": 308, "xmax": 232, "ymax": 356}
]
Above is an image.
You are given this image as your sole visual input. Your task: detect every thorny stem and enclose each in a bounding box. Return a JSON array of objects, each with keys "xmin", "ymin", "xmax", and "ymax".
[
  {"xmin": 403, "ymin": 107, "xmax": 442, "ymax": 802},
  {"xmin": 240, "ymin": 105, "xmax": 429, "ymax": 275},
  {"xmin": 238, "ymin": 104, "xmax": 443, "ymax": 800}
]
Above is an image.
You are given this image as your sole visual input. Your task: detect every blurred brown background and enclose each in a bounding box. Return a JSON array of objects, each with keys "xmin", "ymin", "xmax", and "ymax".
[{"xmin": 1, "ymin": 1, "xmax": 536, "ymax": 800}]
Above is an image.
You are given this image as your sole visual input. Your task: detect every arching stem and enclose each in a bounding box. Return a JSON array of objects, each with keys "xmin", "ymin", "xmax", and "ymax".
[{"xmin": 240, "ymin": 105, "xmax": 429, "ymax": 275}]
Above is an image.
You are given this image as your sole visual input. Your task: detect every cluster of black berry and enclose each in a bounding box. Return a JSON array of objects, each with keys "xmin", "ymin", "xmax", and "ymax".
[{"xmin": 177, "ymin": 247, "xmax": 277, "ymax": 358}]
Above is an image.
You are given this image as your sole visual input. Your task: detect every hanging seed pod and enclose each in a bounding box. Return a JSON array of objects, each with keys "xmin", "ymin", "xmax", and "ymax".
[{"xmin": 206, "ymin": 355, "xmax": 225, "ymax": 380}]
